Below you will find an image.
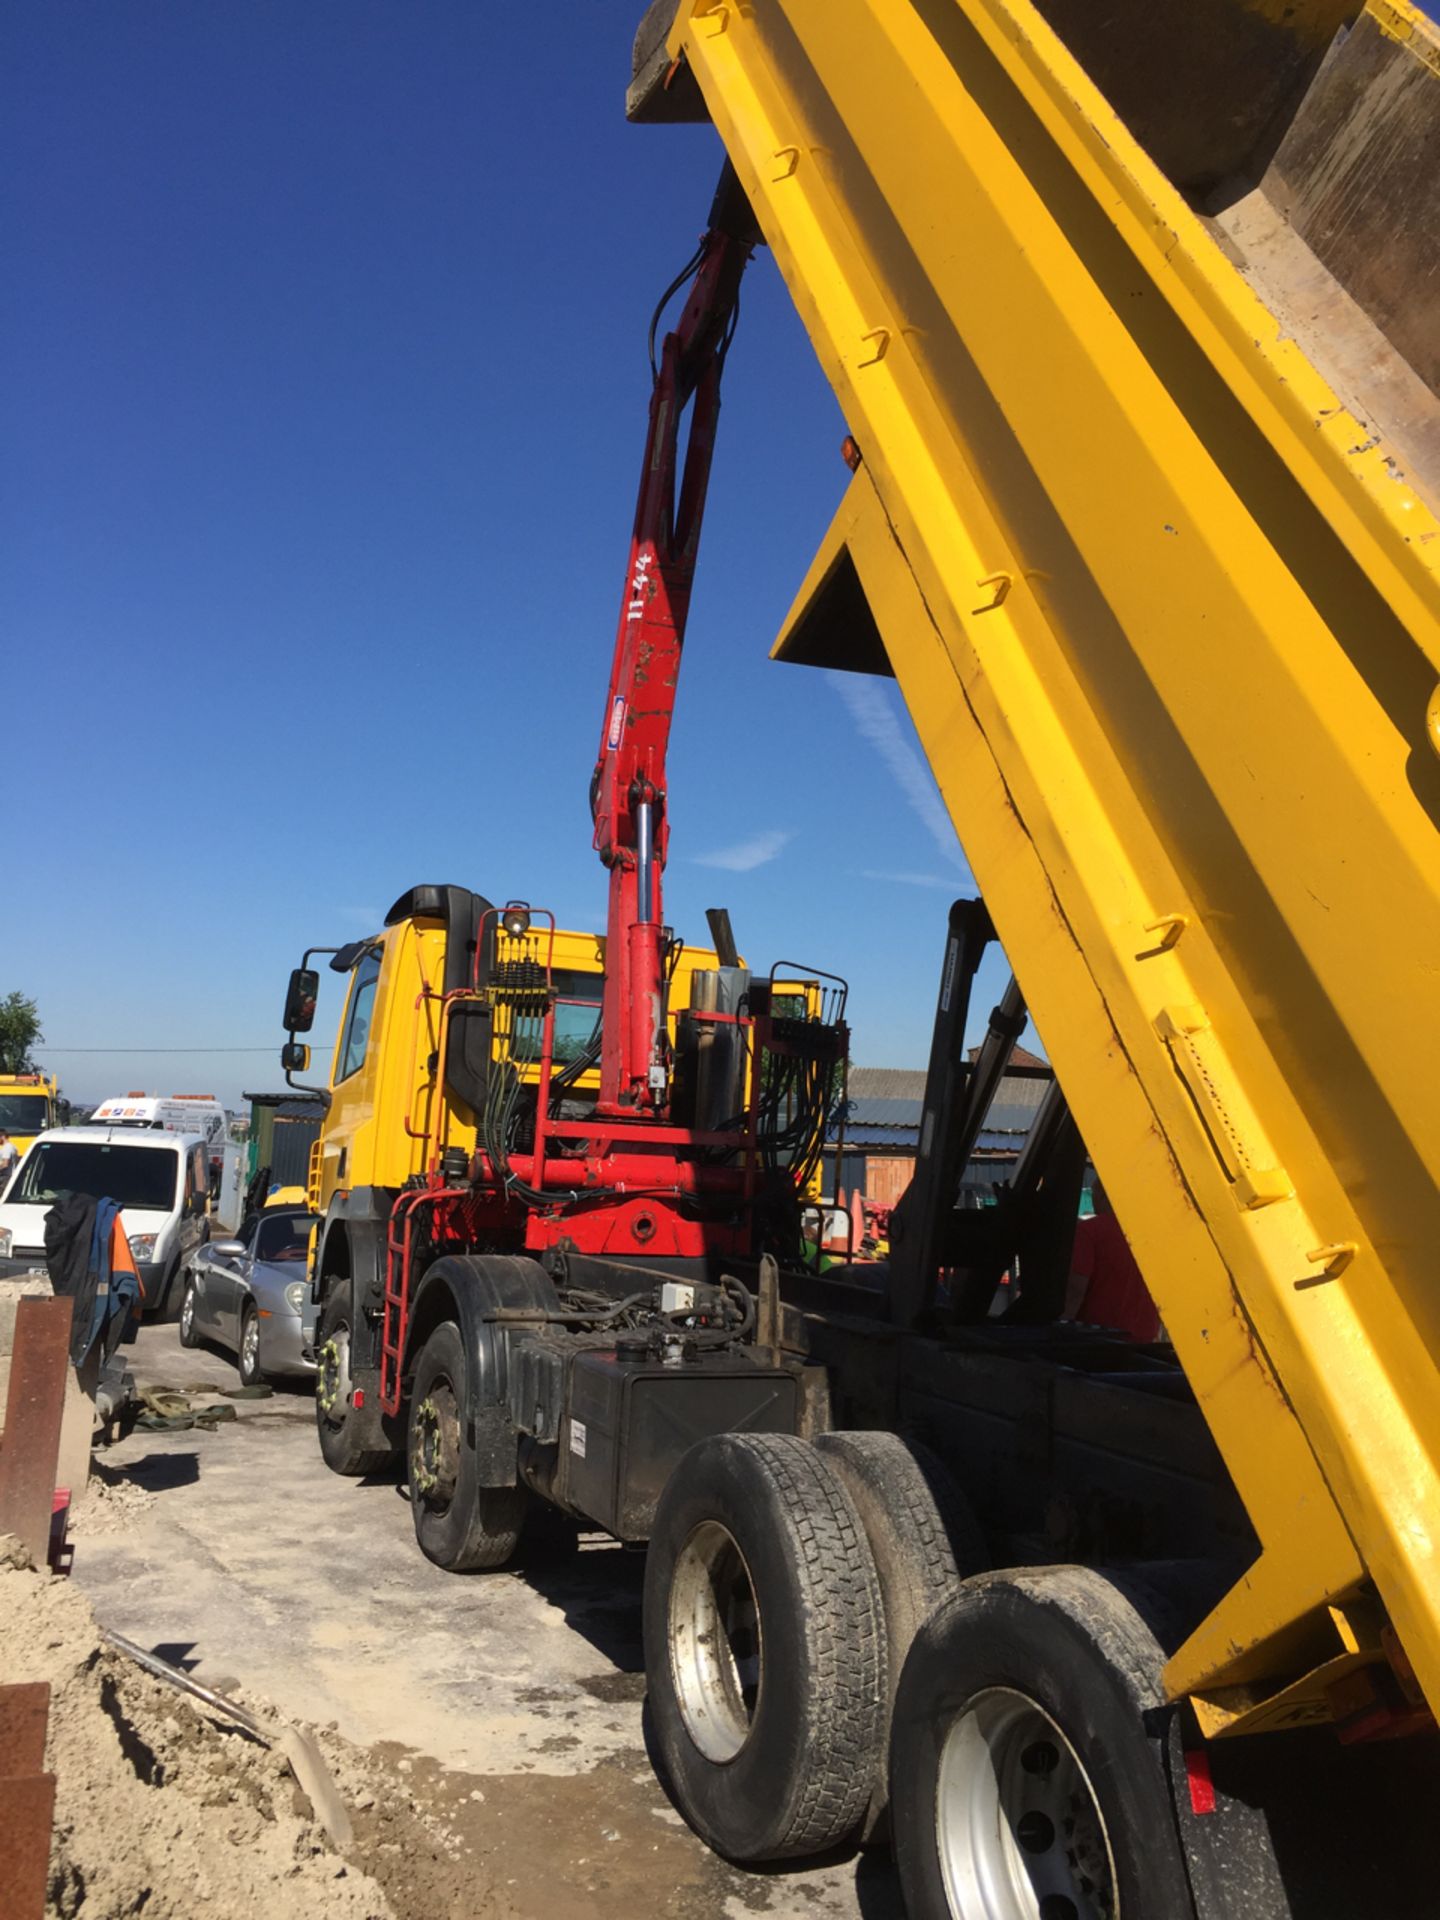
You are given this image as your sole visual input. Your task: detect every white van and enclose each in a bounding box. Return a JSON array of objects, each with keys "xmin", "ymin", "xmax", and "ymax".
[
  {"xmin": 91, "ymin": 1093, "xmax": 229, "ymax": 1193},
  {"xmin": 0, "ymin": 1125, "xmax": 212, "ymax": 1317}
]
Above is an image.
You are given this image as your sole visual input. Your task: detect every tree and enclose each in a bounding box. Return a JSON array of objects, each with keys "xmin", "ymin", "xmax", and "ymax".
[{"xmin": 0, "ymin": 993, "xmax": 43, "ymax": 1073}]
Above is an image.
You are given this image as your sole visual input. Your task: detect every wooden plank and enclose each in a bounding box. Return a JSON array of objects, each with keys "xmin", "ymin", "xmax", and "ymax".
[
  {"xmin": 0, "ymin": 1682, "xmax": 51, "ymax": 1775},
  {"xmin": 0, "ymin": 1296, "xmax": 74, "ymax": 1567}
]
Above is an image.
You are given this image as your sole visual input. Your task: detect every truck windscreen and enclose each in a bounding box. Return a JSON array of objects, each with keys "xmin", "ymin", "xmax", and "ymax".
[
  {"xmin": 9, "ymin": 1142, "xmax": 179, "ymax": 1211},
  {"xmin": 0, "ymin": 1094, "xmax": 49, "ymax": 1132}
]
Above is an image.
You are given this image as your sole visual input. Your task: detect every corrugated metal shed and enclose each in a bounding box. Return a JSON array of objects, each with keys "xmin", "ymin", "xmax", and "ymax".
[
  {"xmin": 827, "ymin": 1049, "xmax": 1052, "ymax": 1202},
  {"xmin": 834, "ymin": 1072, "xmax": 1048, "ymax": 1149}
]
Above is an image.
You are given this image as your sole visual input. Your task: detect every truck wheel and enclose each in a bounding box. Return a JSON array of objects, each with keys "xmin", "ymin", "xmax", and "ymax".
[
  {"xmin": 408, "ymin": 1320, "xmax": 525, "ymax": 1572},
  {"xmin": 816, "ymin": 1431, "xmax": 989, "ymax": 1843},
  {"xmin": 890, "ymin": 1567, "xmax": 1196, "ymax": 1920},
  {"xmin": 643, "ymin": 1432, "xmax": 885, "ymax": 1863},
  {"xmin": 315, "ymin": 1286, "xmax": 395, "ymax": 1477}
]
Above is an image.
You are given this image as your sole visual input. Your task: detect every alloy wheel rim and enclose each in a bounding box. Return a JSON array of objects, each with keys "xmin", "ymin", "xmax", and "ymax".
[
  {"xmin": 934, "ymin": 1687, "xmax": 1116, "ymax": 1920},
  {"xmin": 667, "ymin": 1519, "xmax": 763, "ymax": 1763},
  {"xmin": 242, "ymin": 1314, "xmax": 259, "ymax": 1376},
  {"xmin": 180, "ymin": 1289, "xmax": 194, "ymax": 1338}
]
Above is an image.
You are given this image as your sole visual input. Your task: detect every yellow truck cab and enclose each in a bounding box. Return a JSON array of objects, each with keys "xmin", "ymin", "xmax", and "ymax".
[
  {"xmin": 280, "ymin": 883, "xmax": 738, "ymax": 1472},
  {"xmin": 0, "ymin": 1072, "xmax": 60, "ymax": 1161},
  {"xmin": 303, "ymin": 887, "xmax": 729, "ymax": 1220}
]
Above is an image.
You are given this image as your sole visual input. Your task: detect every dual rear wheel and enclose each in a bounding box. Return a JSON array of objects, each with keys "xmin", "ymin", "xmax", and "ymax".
[{"xmin": 645, "ymin": 1432, "xmax": 1204, "ymax": 1918}]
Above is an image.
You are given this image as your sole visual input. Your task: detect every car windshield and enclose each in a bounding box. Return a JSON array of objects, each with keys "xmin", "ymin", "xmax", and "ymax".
[
  {"xmin": 255, "ymin": 1214, "xmax": 310, "ymax": 1263},
  {"xmin": 8, "ymin": 1141, "xmax": 179, "ymax": 1211},
  {"xmin": 0, "ymin": 1094, "xmax": 49, "ymax": 1132}
]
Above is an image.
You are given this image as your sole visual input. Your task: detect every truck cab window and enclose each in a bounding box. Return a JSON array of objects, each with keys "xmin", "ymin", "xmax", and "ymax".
[{"xmin": 335, "ymin": 949, "xmax": 383, "ymax": 1085}]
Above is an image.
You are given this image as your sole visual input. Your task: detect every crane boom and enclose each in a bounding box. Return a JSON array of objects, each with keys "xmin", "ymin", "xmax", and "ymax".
[{"xmin": 592, "ymin": 164, "xmax": 760, "ymax": 1115}]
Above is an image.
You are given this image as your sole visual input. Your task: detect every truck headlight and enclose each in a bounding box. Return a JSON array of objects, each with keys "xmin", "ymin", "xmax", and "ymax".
[
  {"xmin": 285, "ymin": 1283, "xmax": 306, "ymax": 1311},
  {"xmin": 127, "ymin": 1233, "xmax": 159, "ymax": 1263},
  {"xmin": 0, "ymin": 1228, "xmax": 11, "ymax": 1259}
]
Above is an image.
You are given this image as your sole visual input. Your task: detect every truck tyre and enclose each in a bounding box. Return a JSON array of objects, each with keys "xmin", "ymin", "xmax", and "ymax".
[
  {"xmin": 890, "ymin": 1567, "xmax": 1197, "ymax": 1920},
  {"xmin": 408, "ymin": 1320, "xmax": 526, "ymax": 1572},
  {"xmin": 643, "ymin": 1432, "xmax": 886, "ymax": 1863},
  {"xmin": 315, "ymin": 1285, "xmax": 395, "ymax": 1477},
  {"xmin": 816, "ymin": 1431, "xmax": 989, "ymax": 1843}
]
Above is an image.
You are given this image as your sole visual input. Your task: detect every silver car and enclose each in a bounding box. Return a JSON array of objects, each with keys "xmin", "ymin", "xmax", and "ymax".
[{"xmin": 179, "ymin": 1206, "xmax": 317, "ymax": 1385}]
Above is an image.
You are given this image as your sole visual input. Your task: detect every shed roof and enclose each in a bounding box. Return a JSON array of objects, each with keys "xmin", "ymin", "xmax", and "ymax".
[{"xmin": 243, "ymin": 1090, "xmax": 328, "ymax": 1112}]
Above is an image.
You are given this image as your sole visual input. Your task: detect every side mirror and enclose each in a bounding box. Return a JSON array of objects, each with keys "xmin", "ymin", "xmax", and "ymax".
[
  {"xmin": 283, "ymin": 967, "xmax": 320, "ymax": 1034},
  {"xmin": 209, "ymin": 1238, "xmax": 246, "ymax": 1260},
  {"xmin": 281, "ymin": 1041, "xmax": 311, "ymax": 1074}
]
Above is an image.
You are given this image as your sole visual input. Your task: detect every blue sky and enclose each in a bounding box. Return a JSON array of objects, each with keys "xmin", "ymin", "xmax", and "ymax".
[{"xmin": 5, "ymin": 2, "xmax": 1020, "ymax": 1109}]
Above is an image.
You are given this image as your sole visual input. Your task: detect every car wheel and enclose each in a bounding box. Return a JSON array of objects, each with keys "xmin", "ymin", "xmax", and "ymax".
[
  {"xmin": 178, "ymin": 1276, "xmax": 201, "ymax": 1348},
  {"xmin": 408, "ymin": 1320, "xmax": 526, "ymax": 1572},
  {"xmin": 238, "ymin": 1304, "xmax": 265, "ymax": 1387}
]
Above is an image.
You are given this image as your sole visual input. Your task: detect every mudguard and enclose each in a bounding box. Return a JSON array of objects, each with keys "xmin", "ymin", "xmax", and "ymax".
[{"xmin": 406, "ymin": 1254, "xmax": 559, "ymax": 1487}]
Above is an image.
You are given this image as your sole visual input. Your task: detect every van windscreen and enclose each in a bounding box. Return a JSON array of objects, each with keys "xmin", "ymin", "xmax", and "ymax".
[{"xmin": 10, "ymin": 1142, "xmax": 179, "ymax": 1211}]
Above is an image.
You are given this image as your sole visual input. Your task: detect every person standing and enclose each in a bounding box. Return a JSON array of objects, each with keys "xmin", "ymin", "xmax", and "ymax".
[{"xmin": 0, "ymin": 1131, "xmax": 18, "ymax": 1192}]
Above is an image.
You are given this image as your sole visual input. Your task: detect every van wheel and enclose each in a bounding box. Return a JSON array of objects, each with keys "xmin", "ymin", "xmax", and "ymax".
[
  {"xmin": 315, "ymin": 1286, "xmax": 395, "ymax": 1477},
  {"xmin": 890, "ymin": 1567, "xmax": 1197, "ymax": 1919},
  {"xmin": 145, "ymin": 1259, "xmax": 180, "ymax": 1323},
  {"xmin": 408, "ymin": 1321, "xmax": 525, "ymax": 1572},
  {"xmin": 644, "ymin": 1433, "xmax": 885, "ymax": 1863}
]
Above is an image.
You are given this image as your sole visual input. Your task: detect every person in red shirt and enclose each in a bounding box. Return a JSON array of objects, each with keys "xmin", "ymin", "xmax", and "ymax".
[{"xmin": 1065, "ymin": 1180, "xmax": 1162, "ymax": 1343}]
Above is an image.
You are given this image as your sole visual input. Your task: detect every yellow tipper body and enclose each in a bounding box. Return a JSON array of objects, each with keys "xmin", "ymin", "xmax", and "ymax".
[{"xmin": 661, "ymin": 0, "xmax": 1440, "ymax": 1729}]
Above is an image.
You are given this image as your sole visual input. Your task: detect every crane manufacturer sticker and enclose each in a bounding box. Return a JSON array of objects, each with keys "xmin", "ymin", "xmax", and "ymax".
[
  {"xmin": 606, "ymin": 697, "xmax": 626, "ymax": 751},
  {"xmin": 570, "ymin": 1419, "xmax": 587, "ymax": 1460}
]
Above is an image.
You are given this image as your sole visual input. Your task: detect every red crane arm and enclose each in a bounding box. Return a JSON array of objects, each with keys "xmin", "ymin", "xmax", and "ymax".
[{"xmin": 592, "ymin": 166, "xmax": 759, "ymax": 1115}]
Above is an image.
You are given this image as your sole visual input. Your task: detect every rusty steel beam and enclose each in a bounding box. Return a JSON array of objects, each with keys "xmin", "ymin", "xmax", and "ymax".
[
  {"xmin": 0, "ymin": 1296, "xmax": 74, "ymax": 1567},
  {"xmin": 0, "ymin": 1681, "xmax": 55, "ymax": 1920}
]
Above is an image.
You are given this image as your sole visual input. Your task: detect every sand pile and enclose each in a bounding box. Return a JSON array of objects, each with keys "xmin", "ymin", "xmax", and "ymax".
[
  {"xmin": 0, "ymin": 1539, "xmax": 394, "ymax": 1919},
  {"xmin": 66, "ymin": 1460, "xmax": 157, "ymax": 1536}
]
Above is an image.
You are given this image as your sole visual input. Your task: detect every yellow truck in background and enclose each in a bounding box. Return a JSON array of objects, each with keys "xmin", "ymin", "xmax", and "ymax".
[{"xmin": 0, "ymin": 1071, "xmax": 61, "ymax": 1161}]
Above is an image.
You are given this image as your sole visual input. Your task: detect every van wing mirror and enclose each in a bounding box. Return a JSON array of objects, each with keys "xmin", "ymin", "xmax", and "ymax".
[{"xmin": 283, "ymin": 968, "xmax": 320, "ymax": 1033}]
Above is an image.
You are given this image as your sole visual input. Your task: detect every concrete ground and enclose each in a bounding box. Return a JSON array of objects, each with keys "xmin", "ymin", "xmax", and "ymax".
[{"xmin": 70, "ymin": 1322, "xmax": 906, "ymax": 1920}]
